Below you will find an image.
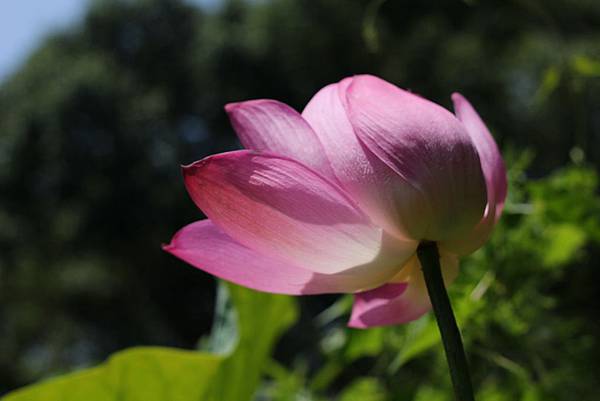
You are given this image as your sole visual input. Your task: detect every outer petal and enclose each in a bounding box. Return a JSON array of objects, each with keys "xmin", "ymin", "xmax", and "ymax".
[
  {"xmin": 183, "ymin": 150, "xmax": 417, "ymax": 278},
  {"xmin": 344, "ymin": 75, "xmax": 487, "ymax": 243},
  {"xmin": 302, "ymin": 79, "xmax": 427, "ymax": 241},
  {"xmin": 225, "ymin": 99, "xmax": 336, "ymax": 180},
  {"xmin": 348, "ymin": 252, "xmax": 459, "ymax": 328},
  {"xmin": 163, "ymin": 220, "xmax": 389, "ymax": 294},
  {"xmin": 451, "ymin": 93, "xmax": 507, "ymax": 220},
  {"xmin": 440, "ymin": 94, "xmax": 508, "ymax": 255}
]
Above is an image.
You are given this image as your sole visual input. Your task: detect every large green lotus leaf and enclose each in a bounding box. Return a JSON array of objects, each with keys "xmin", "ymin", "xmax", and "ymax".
[
  {"xmin": 206, "ymin": 283, "xmax": 298, "ymax": 401},
  {"xmin": 3, "ymin": 282, "xmax": 298, "ymax": 401},
  {"xmin": 2, "ymin": 347, "xmax": 222, "ymax": 401}
]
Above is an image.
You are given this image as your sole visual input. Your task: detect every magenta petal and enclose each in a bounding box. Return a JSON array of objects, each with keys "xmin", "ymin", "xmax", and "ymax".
[
  {"xmin": 348, "ymin": 283, "xmax": 423, "ymax": 328},
  {"xmin": 302, "ymin": 79, "xmax": 426, "ymax": 241},
  {"xmin": 183, "ymin": 150, "xmax": 415, "ymax": 277},
  {"xmin": 348, "ymin": 252, "xmax": 459, "ymax": 328},
  {"xmin": 451, "ymin": 93, "xmax": 507, "ymax": 221},
  {"xmin": 440, "ymin": 94, "xmax": 508, "ymax": 255},
  {"xmin": 225, "ymin": 99, "xmax": 336, "ymax": 180},
  {"xmin": 163, "ymin": 220, "xmax": 379, "ymax": 295},
  {"xmin": 344, "ymin": 75, "xmax": 487, "ymax": 242}
]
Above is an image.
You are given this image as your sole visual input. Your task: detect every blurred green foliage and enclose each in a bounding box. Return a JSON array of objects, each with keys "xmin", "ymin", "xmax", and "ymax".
[{"xmin": 1, "ymin": 0, "xmax": 600, "ymax": 399}]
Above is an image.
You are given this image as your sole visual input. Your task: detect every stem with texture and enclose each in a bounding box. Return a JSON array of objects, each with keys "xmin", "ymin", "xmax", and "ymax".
[{"xmin": 417, "ymin": 241, "xmax": 475, "ymax": 401}]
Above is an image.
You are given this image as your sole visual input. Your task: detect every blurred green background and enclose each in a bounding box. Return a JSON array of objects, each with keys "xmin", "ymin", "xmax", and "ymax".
[{"xmin": 1, "ymin": 0, "xmax": 600, "ymax": 399}]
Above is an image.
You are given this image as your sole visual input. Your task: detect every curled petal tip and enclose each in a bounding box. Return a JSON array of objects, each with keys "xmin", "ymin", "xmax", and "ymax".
[
  {"xmin": 225, "ymin": 99, "xmax": 280, "ymax": 113},
  {"xmin": 224, "ymin": 99, "xmax": 265, "ymax": 113},
  {"xmin": 347, "ymin": 319, "xmax": 368, "ymax": 329},
  {"xmin": 181, "ymin": 161, "xmax": 202, "ymax": 177},
  {"xmin": 224, "ymin": 101, "xmax": 242, "ymax": 113},
  {"xmin": 183, "ymin": 152, "xmax": 241, "ymax": 175},
  {"xmin": 451, "ymin": 92, "xmax": 464, "ymax": 102},
  {"xmin": 451, "ymin": 93, "xmax": 469, "ymax": 111}
]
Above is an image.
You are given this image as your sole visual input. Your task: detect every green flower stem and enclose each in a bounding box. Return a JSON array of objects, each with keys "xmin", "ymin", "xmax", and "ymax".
[{"xmin": 417, "ymin": 241, "xmax": 475, "ymax": 401}]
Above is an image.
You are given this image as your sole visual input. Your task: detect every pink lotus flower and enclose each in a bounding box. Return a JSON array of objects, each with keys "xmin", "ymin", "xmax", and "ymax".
[{"xmin": 164, "ymin": 75, "xmax": 507, "ymax": 328}]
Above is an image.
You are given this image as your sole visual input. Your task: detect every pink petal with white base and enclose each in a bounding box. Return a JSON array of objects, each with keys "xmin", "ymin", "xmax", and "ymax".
[
  {"xmin": 302, "ymin": 79, "xmax": 426, "ymax": 241},
  {"xmin": 225, "ymin": 99, "xmax": 336, "ymax": 180},
  {"xmin": 183, "ymin": 150, "xmax": 416, "ymax": 278},
  {"xmin": 348, "ymin": 252, "xmax": 459, "ymax": 328},
  {"xmin": 163, "ymin": 219, "xmax": 390, "ymax": 294},
  {"xmin": 344, "ymin": 75, "xmax": 487, "ymax": 243}
]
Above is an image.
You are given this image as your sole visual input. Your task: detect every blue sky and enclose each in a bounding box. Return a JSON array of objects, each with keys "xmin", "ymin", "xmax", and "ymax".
[
  {"xmin": 0, "ymin": 0, "xmax": 221, "ymax": 83},
  {"xmin": 0, "ymin": 0, "xmax": 91, "ymax": 82}
]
